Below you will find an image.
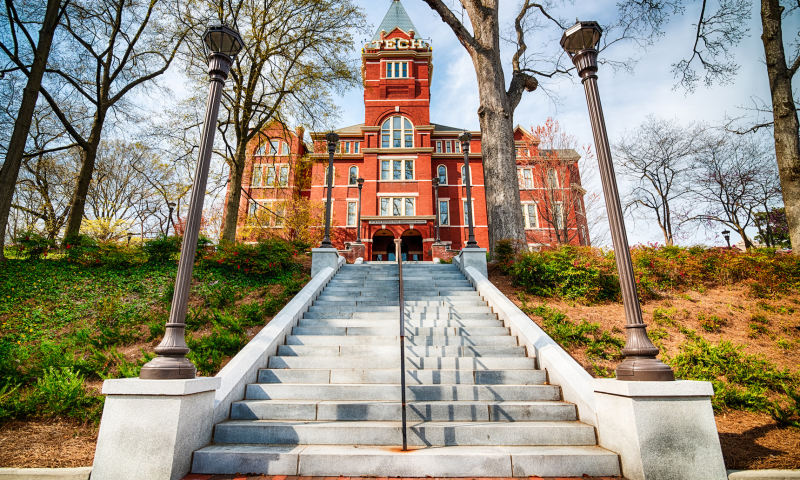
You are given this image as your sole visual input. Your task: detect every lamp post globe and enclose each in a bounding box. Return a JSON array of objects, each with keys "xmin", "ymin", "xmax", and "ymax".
[
  {"xmin": 139, "ymin": 23, "xmax": 244, "ymax": 380},
  {"xmin": 722, "ymin": 230, "xmax": 731, "ymax": 248},
  {"xmin": 562, "ymin": 20, "xmax": 673, "ymax": 382},
  {"xmin": 459, "ymin": 131, "xmax": 478, "ymax": 248}
]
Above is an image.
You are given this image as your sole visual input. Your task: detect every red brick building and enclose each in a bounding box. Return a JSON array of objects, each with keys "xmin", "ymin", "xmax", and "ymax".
[{"xmin": 234, "ymin": 0, "xmax": 589, "ymax": 259}]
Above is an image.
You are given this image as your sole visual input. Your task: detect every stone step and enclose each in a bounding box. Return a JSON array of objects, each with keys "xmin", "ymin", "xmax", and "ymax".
[
  {"xmin": 268, "ymin": 356, "xmax": 537, "ymax": 370},
  {"xmin": 256, "ymin": 368, "xmax": 545, "ymax": 385},
  {"xmin": 244, "ymin": 384, "xmax": 560, "ymax": 402},
  {"xmin": 297, "ymin": 319, "xmax": 504, "ymax": 328},
  {"xmin": 212, "ymin": 420, "xmax": 596, "ymax": 447},
  {"xmin": 276, "ymin": 344, "xmax": 526, "ymax": 357},
  {"xmin": 307, "ymin": 305, "xmax": 492, "ymax": 314},
  {"xmin": 291, "ymin": 326, "xmax": 510, "ymax": 336},
  {"xmin": 192, "ymin": 444, "xmax": 621, "ymax": 477},
  {"xmin": 230, "ymin": 400, "xmax": 576, "ymax": 422},
  {"xmin": 285, "ymin": 335, "xmax": 518, "ymax": 346}
]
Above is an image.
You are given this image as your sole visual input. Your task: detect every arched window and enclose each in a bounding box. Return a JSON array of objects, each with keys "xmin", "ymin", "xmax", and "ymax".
[
  {"xmin": 437, "ymin": 165, "xmax": 447, "ymax": 184},
  {"xmin": 381, "ymin": 115, "xmax": 414, "ymax": 148},
  {"xmin": 349, "ymin": 166, "xmax": 358, "ymax": 185}
]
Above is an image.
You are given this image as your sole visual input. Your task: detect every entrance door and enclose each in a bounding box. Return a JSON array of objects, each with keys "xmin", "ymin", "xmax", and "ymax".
[
  {"xmin": 400, "ymin": 229, "xmax": 423, "ymax": 261},
  {"xmin": 371, "ymin": 229, "xmax": 395, "ymax": 261}
]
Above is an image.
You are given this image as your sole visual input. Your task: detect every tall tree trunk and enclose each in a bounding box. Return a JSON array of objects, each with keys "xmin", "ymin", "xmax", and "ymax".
[
  {"xmin": 0, "ymin": 0, "xmax": 61, "ymax": 260},
  {"xmin": 468, "ymin": 7, "xmax": 525, "ymax": 252},
  {"xmin": 63, "ymin": 116, "xmax": 104, "ymax": 240},
  {"xmin": 220, "ymin": 145, "xmax": 247, "ymax": 242},
  {"xmin": 761, "ymin": 0, "xmax": 800, "ymax": 253}
]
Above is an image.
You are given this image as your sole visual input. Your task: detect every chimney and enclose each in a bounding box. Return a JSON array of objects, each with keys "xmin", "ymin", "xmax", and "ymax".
[{"xmin": 295, "ymin": 125, "xmax": 305, "ymax": 141}]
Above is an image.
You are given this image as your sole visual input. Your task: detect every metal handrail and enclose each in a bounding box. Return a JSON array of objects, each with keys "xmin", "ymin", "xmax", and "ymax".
[{"xmin": 394, "ymin": 239, "xmax": 408, "ymax": 450}]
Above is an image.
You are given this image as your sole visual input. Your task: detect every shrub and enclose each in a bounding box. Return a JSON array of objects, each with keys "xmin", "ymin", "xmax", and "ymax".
[
  {"xmin": 13, "ymin": 231, "xmax": 54, "ymax": 259},
  {"xmin": 142, "ymin": 235, "xmax": 182, "ymax": 263},
  {"xmin": 669, "ymin": 337, "xmax": 800, "ymax": 425},
  {"xmin": 493, "ymin": 239, "xmax": 521, "ymax": 266},
  {"xmin": 698, "ymin": 313, "xmax": 727, "ymax": 333},
  {"xmin": 64, "ymin": 237, "xmax": 145, "ymax": 267},
  {"xmin": 33, "ymin": 366, "xmax": 102, "ymax": 420},
  {"xmin": 202, "ymin": 239, "xmax": 300, "ymax": 278}
]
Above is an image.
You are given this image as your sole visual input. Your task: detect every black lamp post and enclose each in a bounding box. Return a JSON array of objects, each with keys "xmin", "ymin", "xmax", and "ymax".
[
  {"xmin": 320, "ymin": 132, "xmax": 339, "ymax": 248},
  {"xmin": 432, "ymin": 177, "xmax": 441, "ymax": 243},
  {"xmin": 562, "ymin": 20, "xmax": 673, "ymax": 381},
  {"xmin": 722, "ymin": 230, "xmax": 731, "ymax": 248},
  {"xmin": 459, "ymin": 131, "xmax": 478, "ymax": 248},
  {"xmin": 140, "ymin": 23, "xmax": 243, "ymax": 380},
  {"xmin": 166, "ymin": 201, "xmax": 176, "ymax": 236},
  {"xmin": 356, "ymin": 177, "xmax": 365, "ymax": 243}
]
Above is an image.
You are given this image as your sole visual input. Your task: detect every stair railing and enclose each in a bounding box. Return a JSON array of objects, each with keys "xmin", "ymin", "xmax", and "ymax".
[{"xmin": 394, "ymin": 239, "xmax": 408, "ymax": 450}]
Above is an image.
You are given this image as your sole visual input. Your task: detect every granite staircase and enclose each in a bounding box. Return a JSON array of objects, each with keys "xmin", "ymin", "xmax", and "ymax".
[{"xmin": 192, "ymin": 263, "xmax": 620, "ymax": 477}]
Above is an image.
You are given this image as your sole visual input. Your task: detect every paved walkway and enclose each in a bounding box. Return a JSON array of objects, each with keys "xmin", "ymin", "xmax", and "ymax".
[{"xmin": 184, "ymin": 476, "xmax": 622, "ymax": 480}]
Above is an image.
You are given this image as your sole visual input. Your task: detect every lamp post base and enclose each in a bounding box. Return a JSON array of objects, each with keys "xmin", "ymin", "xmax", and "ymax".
[
  {"xmin": 139, "ymin": 355, "xmax": 197, "ymax": 380},
  {"xmin": 615, "ymin": 357, "xmax": 675, "ymax": 382}
]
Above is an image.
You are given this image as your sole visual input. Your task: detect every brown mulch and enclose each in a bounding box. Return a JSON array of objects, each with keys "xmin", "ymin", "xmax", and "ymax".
[
  {"xmin": 0, "ymin": 419, "xmax": 97, "ymax": 468},
  {"xmin": 716, "ymin": 410, "xmax": 800, "ymax": 470}
]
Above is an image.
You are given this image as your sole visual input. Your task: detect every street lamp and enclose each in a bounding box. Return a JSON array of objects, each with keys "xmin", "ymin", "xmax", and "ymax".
[
  {"xmin": 320, "ymin": 132, "xmax": 339, "ymax": 248},
  {"xmin": 459, "ymin": 131, "xmax": 478, "ymax": 248},
  {"xmin": 139, "ymin": 23, "xmax": 243, "ymax": 380},
  {"xmin": 721, "ymin": 230, "xmax": 731, "ymax": 248},
  {"xmin": 356, "ymin": 177, "xmax": 365, "ymax": 243},
  {"xmin": 432, "ymin": 177, "xmax": 441, "ymax": 243},
  {"xmin": 561, "ymin": 20, "xmax": 673, "ymax": 381},
  {"xmin": 166, "ymin": 201, "xmax": 176, "ymax": 236}
]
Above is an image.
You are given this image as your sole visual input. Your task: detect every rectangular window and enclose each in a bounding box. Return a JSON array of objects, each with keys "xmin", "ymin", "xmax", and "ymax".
[
  {"xmin": 393, "ymin": 198, "xmax": 402, "ymax": 216},
  {"xmin": 392, "ymin": 159, "xmax": 402, "ymax": 180},
  {"xmin": 463, "ymin": 200, "xmax": 474, "ymax": 225},
  {"xmin": 404, "ymin": 160, "xmax": 414, "ymax": 180},
  {"xmin": 402, "ymin": 62, "xmax": 407, "ymax": 77},
  {"xmin": 386, "ymin": 61, "xmax": 409, "ymax": 78},
  {"xmin": 380, "ymin": 197, "xmax": 416, "ymax": 216},
  {"xmin": 274, "ymin": 203, "xmax": 285, "ymax": 227},
  {"xmin": 343, "ymin": 142, "xmax": 350, "ymax": 153},
  {"xmin": 524, "ymin": 169, "xmax": 533, "ymax": 189},
  {"xmin": 354, "ymin": 141, "xmax": 360, "ymax": 153},
  {"xmin": 455, "ymin": 141, "xmax": 461, "ymax": 153},
  {"xmin": 248, "ymin": 199, "xmax": 259, "ymax": 216},
  {"xmin": 381, "ymin": 160, "xmax": 390, "ymax": 180},
  {"xmin": 436, "ymin": 141, "xmax": 442, "ymax": 153},
  {"xmin": 382, "ymin": 133, "xmax": 390, "ymax": 148},
  {"xmin": 554, "ymin": 202, "xmax": 565, "ymax": 230},
  {"xmin": 386, "ymin": 62, "xmax": 391, "ymax": 78},
  {"xmin": 439, "ymin": 200, "xmax": 449, "ymax": 225},
  {"xmin": 547, "ymin": 169, "xmax": 560, "ymax": 189},
  {"xmin": 266, "ymin": 166, "xmax": 276, "ymax": 186},
  {"xmin": 279, "ymin": 165, "xmax": 289, "ymax": 186},
  {"xmin": 405, "ymin": 197, "xmax": 415, "ymax": 216},
  {"xmin": 380, "ymin": 198, "xmax": 390, "ymax": 216},
  {"xmin": 445, "ymin": 141, "xmax": 452, "ymax": 153},
  {"xmin": 252, "ymin": 165, "xmax": 263, "ymax": 186},
  {"xmin": 523, "ymin": 203, "xmax": 538, "ymax": 229},
  {"xmin": 347, "ymin": 201, "xmax": 357, "ymax": 226},
  {"xmin": 324, "ymin": 166, "xmax": 335, "ymax": 187}
]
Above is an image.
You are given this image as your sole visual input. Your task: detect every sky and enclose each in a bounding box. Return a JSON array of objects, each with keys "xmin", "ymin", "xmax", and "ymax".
[{"xmin": 327, "ymin": 0, "xmax": 797, "ymax": 248}]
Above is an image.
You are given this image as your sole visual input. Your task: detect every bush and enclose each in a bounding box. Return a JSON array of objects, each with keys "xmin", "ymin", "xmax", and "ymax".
[
  {"xmin": 33, "ymin": 366, "xmax": 102, "ymax": 420},
  {"xmin": 13, "ymin": 231, "xmax": 54, "ymax": 259},
  {"xmin": 143, "ymin": 235, "xmax": 182, "ymax": 263},
  {"xmin": 63, "ymin": 236, "xmax": 146, "ymax": 267},
  {"xmin": 669, "ymin": 337, "xmax": 800, "ymax": 425},
  {"xmin": 202, "ymin": 239, "xmax": 301, "ymax": 278}
]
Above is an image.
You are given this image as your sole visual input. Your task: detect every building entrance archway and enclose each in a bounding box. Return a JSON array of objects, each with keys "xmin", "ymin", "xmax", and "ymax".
[
  {"xmin": 371, "ymin": 229, "xmax": 395, "ymax": 261},
  {"xmin": 400, "ymin": 229, "xmax": 423, "ymax": 261}
]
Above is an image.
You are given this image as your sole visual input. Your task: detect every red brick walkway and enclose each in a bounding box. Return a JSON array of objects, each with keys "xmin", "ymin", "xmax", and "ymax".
[{"xmin": 184, "ymin": 476, "xmax": 622, "ymax": 480}]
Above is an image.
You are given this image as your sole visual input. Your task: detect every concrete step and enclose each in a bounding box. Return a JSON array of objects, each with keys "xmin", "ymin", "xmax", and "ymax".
[
  {"xmin": 297, "ymin": 319, "xmax": 504, "ymax": 328},
  {"xmin": 192, "ymin": 444, "xmax": 620, "ymax": 477},
  {"xmin": 256, "ymin": 368, "xmax": 545, "ymax": 385},
  {"xmin": 285, "ymin": 335, "xmax": 518, "ymax": 346},
  {"xmin": 276, "ymin": 344, "xmax": 526, "ymax": 357},
  {"xmin": 230, "ymin": 400, "xmax": 576, "ymax": 422},
  {"xmin": 291, "ymin": 326, "xmax": 510, "ymax": 336},
  {"xmin": 268, "ymin": 356, "xmax": 537, "ymax": 370},
  {"xmin": 309, "ymin": 304, "xmax": 493, "ymax": 313},
  {"xmin": 212, "ymin": 420, "xmax": 596, "ymax": 447},
  {"xmin": 244, "ymin": 384, "xmax": 560, "ymax": 402}
]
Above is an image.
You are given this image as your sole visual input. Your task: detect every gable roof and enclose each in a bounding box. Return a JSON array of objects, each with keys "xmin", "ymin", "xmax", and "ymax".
[{"xmin": 372, "ymin": 0, "xmax": 419, "ymax": 41}]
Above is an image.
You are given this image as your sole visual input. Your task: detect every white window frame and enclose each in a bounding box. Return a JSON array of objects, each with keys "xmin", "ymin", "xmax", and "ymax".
[
  {"xmin": 385, "ymin": 61, "xmax": 409, "ymax": 78},
  {"xmin": 463, "ymin": 199, "xmax": 475, "ymax": 225},
  {"xmin": 455, "ymin": 141, "xmax": 461, "ymax": 153},
  {"xmin": 553, "ymin": 201, "xmax": 565, "ymax": 230},
  {"xmin": 252, "ymin": 164, "xmax": 264, "ymax": 186},
  {"xmin": 445, "ymin": 141, "xmax": 452, "ymax": 153},
  {"xmin": 518, "ymin": 167, "xmax": 534, "ymax": 190},
  {"xmin": 380, "ymin": 159, "xmax": 414, "ymax": 181},
  {"xmin": 324, "ymin": 166, "xmax": 335, "ymax": 187},
  {"xmin": 354, "ymin": 141, "xmax": 360, "ymax": 153},
  {"xmin": 522, "ymin": 202, "xmax": 538, "ymax": 229},
  {"xmin": 381, "ymin": 116, "xmax": 414, "ymax": 149},
  {"xmin": 547, "ymin": 168, "xmax": 560, "ymax": 189},
  {"xmin": 460, "ymin": 165, "xmax": 474, "ymax": 184},
  {"xmin": 436, "ymin": 141, "xmax": 442, "ymax": 153},
  {"xmin": 379, "ymin": 196, "xmax": 416, "ymax": 217},
  {"xmin": 255, "ymin": 139, "xmax": 289, "ymax": 157},
  {"xmin": 349, "ymin": 166, "xmax": 358, "ymax": 185},
  {"xmin": 438, "ymin": 199, "xmax": 449, "ymax": 225},
  {"xmin": 346, "ymin": 201, "xmax": 357, "ymax": 226},
  {"xmin": 248, "ymin": 199, "xmax": 285, "ymax": 228},
  {"xmin": 437, "ymin": 164, "xmax": 447, "ymax": 185}
]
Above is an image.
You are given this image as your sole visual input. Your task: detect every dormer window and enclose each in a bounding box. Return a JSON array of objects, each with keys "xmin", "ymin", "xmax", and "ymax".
[
  {"xmin": 255, "ymin": 139, "xmax": 290, "ymax": 156},
  {"xmin": 386, "ymin": 61, "xmax": 409, "ymax": 78},
  {"xmin": 381, "ymin": 115, "xmax": 414, "ymax": 148}
]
